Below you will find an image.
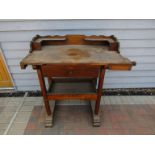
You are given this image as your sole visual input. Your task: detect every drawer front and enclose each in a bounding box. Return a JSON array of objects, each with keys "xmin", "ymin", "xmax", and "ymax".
[{"xmin": 41, "ymin": 65, "xmax": 99, "ymax": 77}]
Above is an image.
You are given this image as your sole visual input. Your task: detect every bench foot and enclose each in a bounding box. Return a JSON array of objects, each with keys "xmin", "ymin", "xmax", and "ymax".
[
  {"xmin": 90, "ymin": 101, "xmax": 101, "ymax": 127},
  {"xmin": 45, "ymin": 101, "xmax": 56, "ymax": 127}
]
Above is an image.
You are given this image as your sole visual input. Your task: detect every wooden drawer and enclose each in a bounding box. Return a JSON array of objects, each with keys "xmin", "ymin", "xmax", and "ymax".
[{"xmin": 41, "ymin": 65, "xmax": 99, "ymax": 77}]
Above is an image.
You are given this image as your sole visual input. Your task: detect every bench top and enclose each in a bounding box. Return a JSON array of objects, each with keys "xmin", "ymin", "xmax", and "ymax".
[{"xmin": 20, "ymin": 45, "xmax": 133, "ymax": 69}]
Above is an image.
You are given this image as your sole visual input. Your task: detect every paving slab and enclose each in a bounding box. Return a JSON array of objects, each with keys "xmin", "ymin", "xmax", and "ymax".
[
  {"xmin": 0, "ymin": 96, "xmax": 155, "ymax": 135},
  {"xmin": 14, "ymin": 111, "xmax": 32, "ymax": 123},
  {"xmin": 20, "ymin": 105, "xmax": 34, "ymax": 112},
  {"xmin": 0, "ymin": 112, "xmax": 15, "ymax": 123},
  {"xmin": 7, "ymin": 128, "xmax": 25, "ymax": 135}
]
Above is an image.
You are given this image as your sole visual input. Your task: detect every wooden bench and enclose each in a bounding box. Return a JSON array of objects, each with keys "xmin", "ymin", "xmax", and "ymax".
[{"xmin": 20, "ymin": 34, "xmax": 135, "ymax": 127}]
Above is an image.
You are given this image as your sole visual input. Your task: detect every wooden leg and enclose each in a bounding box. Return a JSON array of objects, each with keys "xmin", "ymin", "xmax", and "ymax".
[
  {"xmin": 37, "ymin": 68, "xmax": 51, "ymax": 115},
  {"xmin": 90, "ymin": 66, "xmax": 105, "ymax": 127},
  {"xmin": 95, "ymin": 66, "xmax": 105, "ymax": 114},
  {"xmin": 45, "ymin": 77, "xmax": 55, "ymax": 127},
  {"xmin": 89, "ymin": 66, "xmax": 106, "ymax": 127}
]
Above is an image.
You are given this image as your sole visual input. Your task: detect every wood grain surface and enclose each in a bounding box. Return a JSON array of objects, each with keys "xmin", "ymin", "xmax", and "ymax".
[{"xmin": 20, "ymin": 45, "xmax": 132, "ymax": 69}]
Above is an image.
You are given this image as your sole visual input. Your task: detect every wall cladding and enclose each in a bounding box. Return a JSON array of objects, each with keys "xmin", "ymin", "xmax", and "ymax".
[{"xmin": 0, "ymin": 19, "xmax": 155, "ymax": 90}]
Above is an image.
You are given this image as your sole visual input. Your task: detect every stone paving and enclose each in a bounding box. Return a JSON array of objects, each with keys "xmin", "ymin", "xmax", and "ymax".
[{"xmin": 0, "ymin": 96, "xmax": 155, "ymax": 135}]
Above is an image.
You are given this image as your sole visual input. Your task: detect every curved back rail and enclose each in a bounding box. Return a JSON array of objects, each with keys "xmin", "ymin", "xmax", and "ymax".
[{"xmin": 30, "ymin": 34, "xmax": 119, "ymax": 53}]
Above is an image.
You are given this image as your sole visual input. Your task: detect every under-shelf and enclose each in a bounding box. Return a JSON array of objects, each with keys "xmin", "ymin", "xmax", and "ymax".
[{"xmin": 47, "ymin": 78, "xmax": 97, "ymax": 100}]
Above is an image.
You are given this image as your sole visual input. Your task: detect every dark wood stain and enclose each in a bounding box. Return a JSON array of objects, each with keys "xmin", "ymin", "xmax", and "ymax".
[{"xmin": 66, "ymin": 48, "xmax": 90, "ymax": 60}]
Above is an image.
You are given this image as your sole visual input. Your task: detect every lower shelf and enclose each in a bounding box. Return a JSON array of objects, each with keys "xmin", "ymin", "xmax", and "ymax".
[{"xmin": 47, "ymin": 78, "xmax": 97, "ymax": 100}]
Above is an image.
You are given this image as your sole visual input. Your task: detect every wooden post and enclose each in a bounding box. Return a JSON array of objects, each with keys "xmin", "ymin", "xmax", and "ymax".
[
  {"xmin": 37, "ymin": 67, "xmax": 51, "ymax": 115},
  {"xmin": 95, "ymin": 66, "xmax": 105, "ymax": 114}
]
